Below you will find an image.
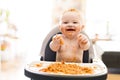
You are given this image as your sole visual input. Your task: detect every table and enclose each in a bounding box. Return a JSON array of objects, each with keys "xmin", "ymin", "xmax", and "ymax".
[{"xmin": 24, "ymin": 61, "xmax": 108, "ymax": 80}]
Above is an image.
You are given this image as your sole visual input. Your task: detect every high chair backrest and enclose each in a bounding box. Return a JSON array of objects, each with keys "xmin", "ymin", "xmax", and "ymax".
[{"xmin": 40, "ymin": 26, "xmax": 94, "ymax": 63}]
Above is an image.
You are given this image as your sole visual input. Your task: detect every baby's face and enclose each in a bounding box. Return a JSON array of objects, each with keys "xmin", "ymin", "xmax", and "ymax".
[{"xmin": 59, "ymin": 12, "xmax": 83, "ymax": 39}]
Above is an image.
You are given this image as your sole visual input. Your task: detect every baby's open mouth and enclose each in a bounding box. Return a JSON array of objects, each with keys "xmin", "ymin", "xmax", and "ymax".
[{"xmin": 66, "ymin": 29, "xmax": 76, "ymax": 31}]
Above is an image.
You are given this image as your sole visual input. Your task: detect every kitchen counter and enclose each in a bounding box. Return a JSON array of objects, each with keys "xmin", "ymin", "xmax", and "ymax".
[{"xmin": 95, "ymin": 41, "xmax": 120, "ymax": 68}]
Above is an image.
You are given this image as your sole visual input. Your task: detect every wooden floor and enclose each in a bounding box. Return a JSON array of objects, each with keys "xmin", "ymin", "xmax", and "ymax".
[
  {"xmin": 1, "ymin": 56, "xmax": 120, "ymax": 80},
  {"xmin": 108, "ymin": 74, "xmax": 120, "ymax": 80}
]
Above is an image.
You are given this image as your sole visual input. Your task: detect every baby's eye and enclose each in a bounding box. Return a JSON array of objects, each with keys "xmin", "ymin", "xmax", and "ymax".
[
  {"xmin": 63, "ymin": 22, "xmax": 68, "ymax": 24},
  {"xmin": 73, "ymin": 22, "xmax": 78, "ymax": 24}
]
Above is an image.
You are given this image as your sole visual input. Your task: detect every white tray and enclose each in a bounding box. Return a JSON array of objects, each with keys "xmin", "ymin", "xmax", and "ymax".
[{"xmin": 25, "ymin": 61, "xmax": 107, "ymax": 77}]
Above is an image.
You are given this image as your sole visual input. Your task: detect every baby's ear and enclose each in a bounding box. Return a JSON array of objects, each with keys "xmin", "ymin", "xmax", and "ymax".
[{"xmin": 81, "ymin": 25, "xmax": 85, "ymax": 31}]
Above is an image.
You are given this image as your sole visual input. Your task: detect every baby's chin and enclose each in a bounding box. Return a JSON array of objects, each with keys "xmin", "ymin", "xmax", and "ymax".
[
  {"xmin": 67, "ymin": 32, "xmax": 73, "ymax": 36},
  {"xmin": 66, "ymin": 32, "xmax": 78, "ymax": 38}
]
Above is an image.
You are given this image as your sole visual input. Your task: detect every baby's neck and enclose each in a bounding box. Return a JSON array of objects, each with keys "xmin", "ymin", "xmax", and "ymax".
[{"xmin": 64, "ymin": 35, "xmax": 77, "ymax": 40}]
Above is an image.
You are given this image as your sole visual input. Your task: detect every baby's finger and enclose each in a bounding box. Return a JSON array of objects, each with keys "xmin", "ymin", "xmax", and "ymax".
[
  {"xmin": 56, "ymin": 34, "xmax": 64, "ymax": 45},
  {"xmin": 81, "ymin": 38, "xmax": 88, "ymax": 44},
  {"xmin": 52, "ymin": 34, "xmax": 60, "ymax": 40},
  {"xmin": 77, "ymin": 34, "xmax": 82, "ymax": 39},
  {"xmin": 82, "ymin": 39, "xmax": 87, "ymax": 44}
]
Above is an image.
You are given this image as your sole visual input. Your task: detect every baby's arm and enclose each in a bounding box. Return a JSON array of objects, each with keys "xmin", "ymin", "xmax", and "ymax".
[
  {"xmin": 49, "ymin": 34, "xmax": 63, "ymax": 52},
  {"xmin": 77, "ymin": 34, "xmax": 90, "ymax": 50}
]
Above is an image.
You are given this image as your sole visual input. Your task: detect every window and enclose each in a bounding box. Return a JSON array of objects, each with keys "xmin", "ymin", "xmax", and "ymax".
[{"xmin": 86, "ymin": 0, "xmax": 120, "ymax": 40}]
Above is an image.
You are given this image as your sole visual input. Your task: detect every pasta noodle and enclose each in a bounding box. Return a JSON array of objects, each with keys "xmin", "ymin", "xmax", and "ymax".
[{"xmin": 40, "ymin": 62, "xmax": 93, "ymax": 74}]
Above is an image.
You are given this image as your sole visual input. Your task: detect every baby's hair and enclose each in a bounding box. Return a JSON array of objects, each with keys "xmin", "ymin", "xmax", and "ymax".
[
  {"xmin": 59, "ymin": 8, "xmax": 85, "ymax": 25},
  {"xmin": 63, "ymin": 8, "xmax": 80, "ymax": 14}
]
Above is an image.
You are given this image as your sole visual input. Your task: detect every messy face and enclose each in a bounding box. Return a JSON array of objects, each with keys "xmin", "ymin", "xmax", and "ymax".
[{"xmin": 59, "ymin": 12, "xmax": 83, "ymax": 39}]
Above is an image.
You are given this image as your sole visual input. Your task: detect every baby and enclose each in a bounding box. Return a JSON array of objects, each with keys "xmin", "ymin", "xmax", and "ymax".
[{"xmin": 49, "ymin": 8, "xmax": 90, "ymax": 63}]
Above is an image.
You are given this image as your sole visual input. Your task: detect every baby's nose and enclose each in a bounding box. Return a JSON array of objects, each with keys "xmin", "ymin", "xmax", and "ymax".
[{"xmin": 68, "ymin": 23, "xmax": 74, "ymax": 27}]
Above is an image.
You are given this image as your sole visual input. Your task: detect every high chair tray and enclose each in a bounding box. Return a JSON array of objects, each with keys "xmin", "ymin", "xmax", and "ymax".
[{"xmin": 24, "ymin": 61, "xmax": 107, "ymax": 80}]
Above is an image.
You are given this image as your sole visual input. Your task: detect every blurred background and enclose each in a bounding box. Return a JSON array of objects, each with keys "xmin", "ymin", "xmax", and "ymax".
[{"xmin": 0, "ymin": 0, "xmax": 120, "ymax": 80}]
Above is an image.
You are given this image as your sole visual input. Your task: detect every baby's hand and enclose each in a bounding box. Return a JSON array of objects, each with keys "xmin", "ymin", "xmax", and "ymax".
[
  {"xmin": 77, "ymin": 34, "xmax": 90, "ymax": 50},
  {"xmin": 77, "ymin": 34, "xmax": 89, "ymax": 44},
  {"xmin": 52, "ymin": 34, "xmax": 64, "ymax": 45},
  {"xmin": 50, "ymin": 34, "xmax": 64, "ymax": 52}
]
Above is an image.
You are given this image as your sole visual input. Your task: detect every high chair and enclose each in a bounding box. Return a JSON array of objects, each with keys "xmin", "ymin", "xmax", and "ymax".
[
  {"xmin": 40, "ymin": 26, "xmax": 94, "ymax": 63},
  {"xmin": 24, "ymin": 26, "xmax": 108, "ymax": 80}
]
